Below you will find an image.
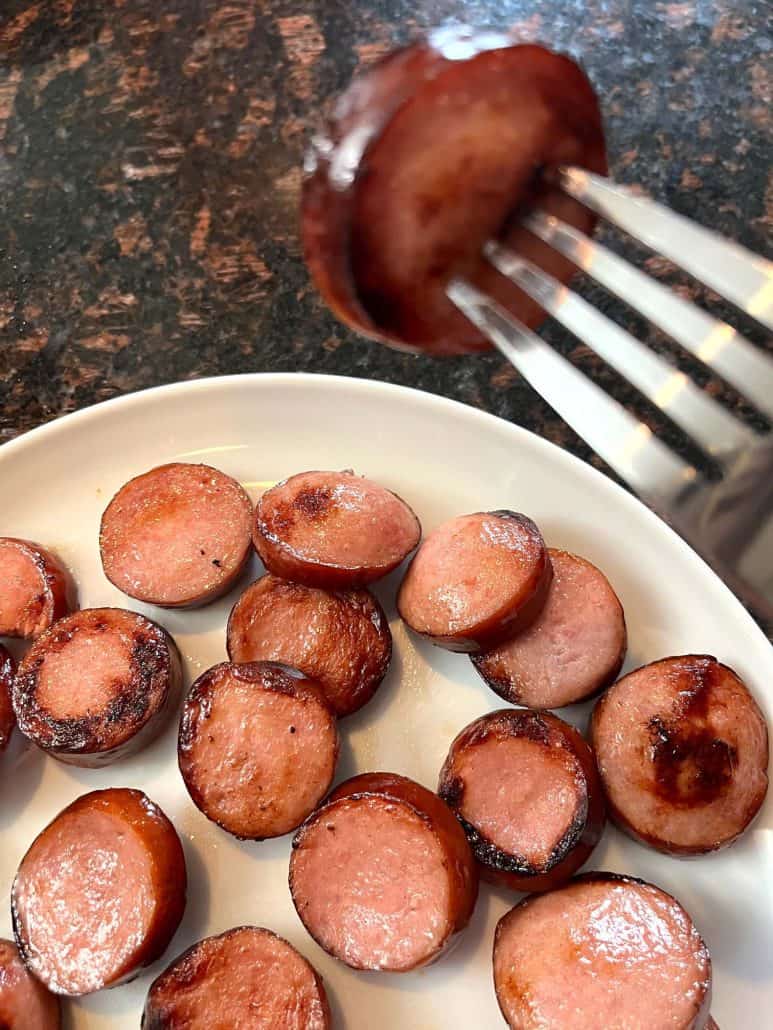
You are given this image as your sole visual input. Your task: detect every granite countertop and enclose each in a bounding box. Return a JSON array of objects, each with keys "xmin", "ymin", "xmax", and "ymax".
[{"xmin": 0, "ymin": 0, "xmax": 771, "ymax": 482}]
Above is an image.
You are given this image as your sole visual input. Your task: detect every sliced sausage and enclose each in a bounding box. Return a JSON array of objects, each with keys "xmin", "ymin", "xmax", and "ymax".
[
  {"xmin": 290, "ymin": 772, "xmax": 478, "ymax": 971},
  {"xmin": 100, "ymin": 462, "xmax": 253, "ymax": 608},
  {"xmin": 12, "ymin": 787, "xmax": 186, "ymax": 996},
  {"xmin": 227, "ymin": 574, "xmax": 391, "ymax": 717},
  {"xmin": 303, "ymin": 32, "xmax": 606, "ymax": 354},
  {"xmin": 591, "ymin": 655, "xmax": 769, "ymax": 855},
  {"xmin": 0, "ymin": 538, "xmax": 75, "ymax": 639},
  {"xmin": 0, "ymin": 643, "xmax": 15, "ymax": 751},
  {"xmin": 179, "ymin": 661, "xmax": 339, "ymax": 840},
  {"xmin": 472, "ymin": 549, "xmax": 626, "ymax": 708},
  {"xmin": 439, "ymin": 710, "xmax": 604, "ymax": 892},
  {"xmin": 253, "ymin": 470, "xmax": 421, "ymax": 589},
  {"xmin": 12, "ymin": 608, "xmax": 182, "ymax": 767},
  {"xmin": 0, "ymin": 937, "xmax": 61, "ymax": 1029},
  {"xmin": 397, "ymin": 511, "xmax": 551, "ymax": 652},
  {"xmin": 493, "ymin": 873, "xmax": 712, "ymax": 1030},
  {"xmin": 142, "ymin": 925, "xmax": 331, "ymax": 1029}
]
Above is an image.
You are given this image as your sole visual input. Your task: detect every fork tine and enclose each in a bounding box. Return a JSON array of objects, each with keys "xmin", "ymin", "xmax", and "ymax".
[
  {"xmin": 558, "ymin": 166, "xmax": 773, "ymax": 332},
  {"xmin": 523, "ymin": 210, "xmax": 773, "ymax": 422},
  {"xmin": 484, "ymin": 240, "xmax": 760, "ymax": 463},
  {"xmin": 446, "ymin": 278, "xmax": 699, "ymax": 502}
]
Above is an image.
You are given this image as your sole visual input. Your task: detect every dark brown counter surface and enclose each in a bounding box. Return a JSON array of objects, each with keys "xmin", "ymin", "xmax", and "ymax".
[{"xmin": 0, "ymin": 0, "xmax": 771, "ymax": 480}]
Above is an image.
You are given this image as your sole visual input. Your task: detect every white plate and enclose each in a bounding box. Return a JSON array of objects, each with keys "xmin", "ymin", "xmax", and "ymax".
[{"xmin": 1, "ymin": 373, "xmax": 770, "ymax": 1028}]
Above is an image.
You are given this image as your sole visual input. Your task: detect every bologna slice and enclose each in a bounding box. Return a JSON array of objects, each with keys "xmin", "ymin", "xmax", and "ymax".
[
  {"xmin": 439, "ymin": 710, "xmax": 604, "ymax": 891},
  {"xmin": 227, "ymin": 574, "xmax": 392, "ymax": 717},
  {"xmin": 472, "ymin": 549, "xmax": 627, "ymax": 708},
  {"xmin": 179, "ymin": 662, "xmax": 339, "ymax": 840},
  {"xmin": 0, "ymin": 938, "xmax": 61, "ymax": 1029},
  {"xmin": 290, "ymin": 772, "xmax": 478, "ymax": 971},
  {"xmin": 253, "ymin": 470, "xmax": 421, "ymax": 589},
  {"xmin": 142, "ymin": 926, "xmax": 331, "ymax": 1029},
  {"xmin": 12, "ymin": 788, "xmax": 186, "ymax": 996},
  {"xmin": 12, "ymin": 608, "xmax": 182, "ymax": 767},
  {"xmin": 100, "ymin": 462, "xmax": 253, "ymax": 608},
  {"xmin": 0, "ymin": 538, "xmax": 74, "ymax": 639},
  {"xmin": 0, "ymin": 643, "xmax": 15, "ymax": 751},
  {"xmin": 398, "ymin": 511, "xmax": 551, "ymax": 651},
  {"xmin": 591, "ymin": 655, "xmax": 769, "ymax": 855},
  {"xmin": 493, "ymin": 873, "xmax": 712, "ymax": 1030},
  {"xmin": 302, "ymin": 31, "xmax": 606, "ymax": 354}
]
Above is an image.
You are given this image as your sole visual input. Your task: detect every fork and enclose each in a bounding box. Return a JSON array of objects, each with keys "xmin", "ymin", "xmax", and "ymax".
[{"xmin": 447, "ymin": 167, "xmax": 773, "ymax": 636}]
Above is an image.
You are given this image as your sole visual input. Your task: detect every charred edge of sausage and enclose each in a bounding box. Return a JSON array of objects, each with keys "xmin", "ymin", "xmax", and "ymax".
[
  {"xmin": 439, "ymin": 713, "xmax": 591, "ymax": 878},
  {"xmin": 13, "ymin": 617, "xmax": 177, "ymax": 754},
  {"xmin": 452, "ymin": 806, "xmax": 589, "ymax": 880},
  {"xmin": 143, "ymin": 925, "xmax": 328, "ymax": 1028}
]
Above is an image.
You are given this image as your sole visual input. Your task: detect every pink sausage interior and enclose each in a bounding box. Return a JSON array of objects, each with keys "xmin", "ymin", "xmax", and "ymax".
[
  {"xmin": 456, "ymin": 736, "xmax": 584, "ymax": 865},
  {"xmin": 292, "ymin": 796, "xmax": 452, "ymax": 971},
  {"xmin": 14, "ymin": 808, "xmax": 157, "ymax": 995},
  {"xmin": 473, "ymin": 549, "xmax": 626, "ymax": 708},
  {"xmin": 34, "ymin": 626, "xmax": 132, "ymax": 720},
  {"xmin": 101, "ymin": 463, "xmax": 252, "ymax": 605},
  {"xmin": 495, "ymin": 878, "xmax": 711, "ymax": 1029}
]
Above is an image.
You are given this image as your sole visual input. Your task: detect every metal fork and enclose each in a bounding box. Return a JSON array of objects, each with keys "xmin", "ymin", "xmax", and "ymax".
[{"xmin": 447, "ymin": 166, "xmax": 773, "ymax": 635}]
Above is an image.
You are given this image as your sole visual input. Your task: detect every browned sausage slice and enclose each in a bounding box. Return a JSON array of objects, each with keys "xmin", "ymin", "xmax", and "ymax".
[
  {"xmin": 227, "ymin": 574, "xmax": 391, "ymax": 717},
  {"xmin": 397, "ymin": 511, "xmax": 551, "ymax": 651},
  {"xmin": 591, "ymin": 655, "xmax": 769, "ymax": 855},
  {"xmin": 472, "ymin": 549, "xmax": 626, "ymax": 708},
  {"xmin": 12, "ymin": 787, "xmax": 186, "ymax": 996},
  {"xmin": 439, "ymin": 710, "xmax": 604, "ymax": 892},
  {"xmin": 12, "ymin": 608, "xmax": 182, "ymax": 767},
  {"xmin": 253, "ymin": 470, "xmax": 421, "ymax": 589},
  {"xmin": 0, "ymin": 538, "xmax": 75, "ymax": 639},
  {"xmin": 142, "ymin": 926, "xmax": 331, "ymax": 1029},
  {"xmin": 179, "ymin": 662, "xmax": 339, "ymax": 840},
  {"xmin": 290, "ymin": 772, "xmax": 478, "ymax": 971},
  {"xmin": 100, "ymin": 463, "xmax": 253, "ymax": 608},
  {"xmin": 303, "ymin": 33, "xmax": 606, "ymax": 354},
  {"xmin": 0, "ymin": 938, "xmax": 61, "ymax": 1029},
  {"xmin": 493, "ymin": 873, "xmax": 712, "ymax": 1030},
  {"xmin": 0, "ymin": 643, "xmax": 16, "ymax": 751}
]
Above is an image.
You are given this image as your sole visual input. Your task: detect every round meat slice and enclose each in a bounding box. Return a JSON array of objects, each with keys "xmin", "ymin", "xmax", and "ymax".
[
  {"xmin": 0, "ymin": 643, "xmax": 16, "ymax": 751},
  {"xmin": 472, "ymin": 549, "xmax": 626, "ymax": 708},
  {"xmin": 100, "ymin": 462, "xmax": 253, "ymax": 608},
  {"xmin": 0, "ymin": 938, "xmax": 61, "ymax": 1029},
  {"xmin": 12, "ymin": 787, "xmax": 186, "ymax": 996},
  {"xmin": 397, "ymin": 511, "xmax": 551, "ymax": 652},
  {"xmin": 227, "ymin": 574, "xmax": 391, "ymax": 717},
  {"xmin": 438, "ymin": 710, "xmax": 604, "ymax": 892},
  {"xmin": 0, "ymin": 538, "xmax": 75, "ymax": 639},
  {"xmin": 290, "ymin": 772, "xmax": 478, "ymax": 972},
  {"xmin": 303, "ymin": 31, "xmax": 606, "ymax": 354},
  {"xmin": 179, "ymin": 662, "xmax": 339, "ymax": 840},
  {"xmin": 142, "ymin": 926, "xmax": 331, "ymax": 1029},
  {"xmin": 253, "ymin": 470, "xmax": 421, "ymax": 589},
  {"xmin": 493, "ymin": 873, "xmax": 712, "ymax": 1030},
  {"xmin": 12, "ymin": 608, "xmax": 182, "ymax": 767},
  {"xmin": 591, "ymin": 655, "xmax": 769, "ymax": 855}
]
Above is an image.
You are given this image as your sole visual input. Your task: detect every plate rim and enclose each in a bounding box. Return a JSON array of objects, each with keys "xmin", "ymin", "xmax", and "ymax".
[{"xmin": 1, "ymin": 370, "xmax": 768, "ymax": 651}]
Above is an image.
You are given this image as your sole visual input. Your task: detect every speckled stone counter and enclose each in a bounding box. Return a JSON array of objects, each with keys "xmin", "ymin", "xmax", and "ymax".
[{"xmin": 1, "ymin": 0, "xmax": 771, "ymax": 483}]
